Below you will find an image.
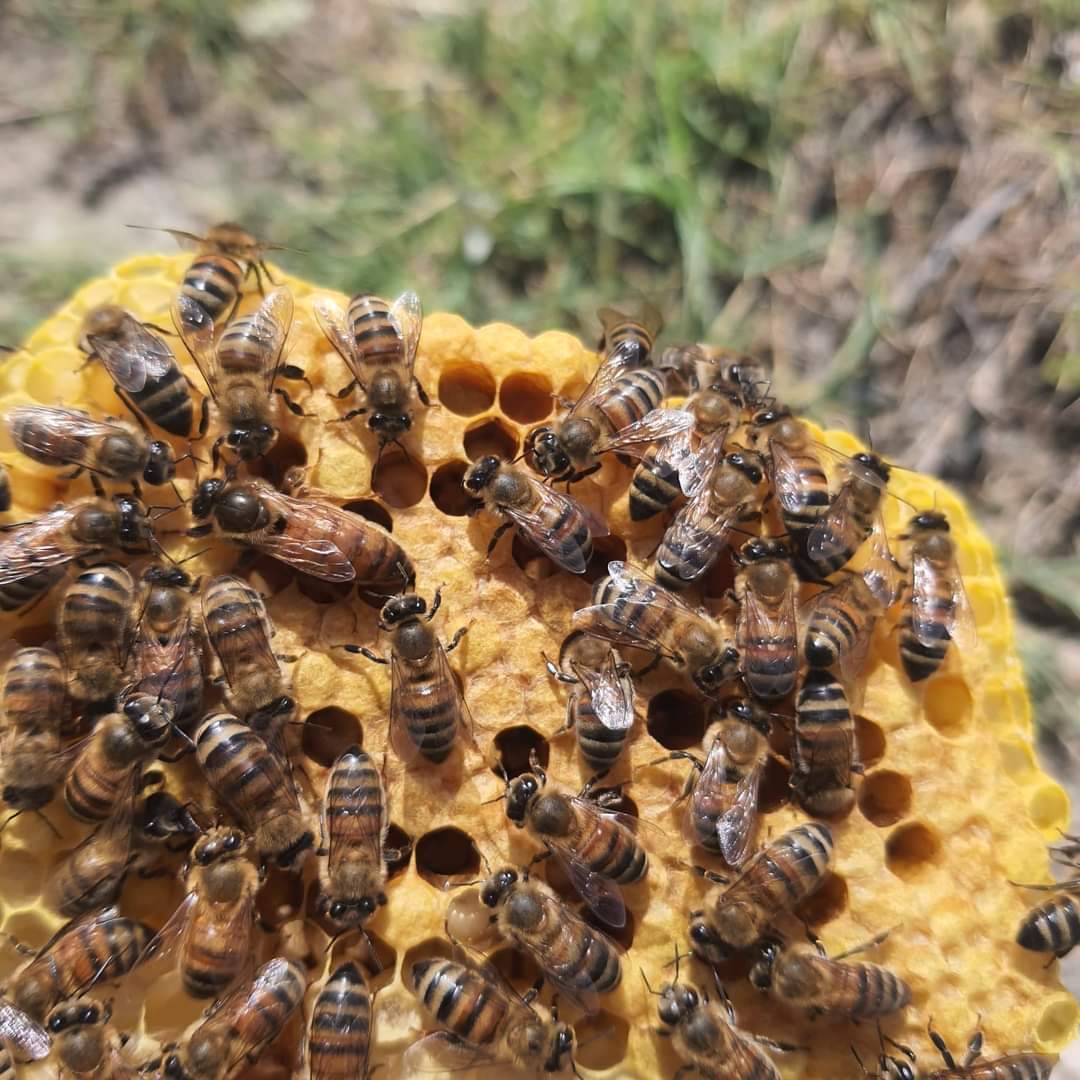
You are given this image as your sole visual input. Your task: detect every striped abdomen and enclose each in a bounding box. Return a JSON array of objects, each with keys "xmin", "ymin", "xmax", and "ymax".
[
  {"xmin": 132, "ymin": 622, "xmax": 203, "ymax": 734},
  {"xmin": 570, "ymin": 687, "xmax": 630, "ymax": 772},
  {"xmin": 347, "ymin": 293, "xmax": 402, "ymax": 371},
  {"xmin": 218, "ymin": 309, "xmax": 276, "ymax": 381},
  {"xmin": 396, "ymin": 655, "xmax": 461, "ymax": 764},
  {"xmin": 180, "ymin": 896, "xmax": 251, "ymax": 999},
  {"xmin": 676, "ymin": 1005, "xmax": 779, "ymax": 1080},
  {"xmin": 591, "ymin": 573, "xmax": 672, "ymax": 654},
  {"xmin": 50, "ymin": 833, "xmax": 128, "ymax": 916},
  {"xmin": 0, "ymin": 564, "xmax": 65, "ymax": 612},
  {"xmin": 795, "ymin": 479, "xmax": 881, "ymax": 580},
  {"xmin": 899, "ymin": 574, "xmax": 954, "ymax": 682},
  {"xmin": 573, "ymin": 805, "xmax": 647, "ymax": 885},
  {"xmin": 601, "ymin": 317, "xmax": 655, "ymax": 370},
  {"xmin": 803, "ymin": 576, "xmax": 876, "ymax": 671},
  {"xmin": 225, "ymin": 959, "xmax": 305, "ymax": 1054},
  {"xmin": 654, "ymin": 513, "xmax": 725, "ymax": 592},
  {"xmin": 1, "ymin": 647, "xmax": 65, "ymax": 737},
  {"xmin": 788, "ymin": 955, "xmax": 910, "ymax": 1019},
  {"xmin": 1017, "ymin": 891, "xmax": 1080, "ymax": 958},
  {"xmin": 180, "ymin": 254, "xmax": 244, "ymax": 327},
  {"xmin": 773, "ymin": 447, "xmax": 830, "ymax": 532},
  {"xmin": 319, "ymin": 510, "xmax": 415, "ymax": 591},
  {"xmin": 326, "ymin": 748, "xmax": 385, "ymax": 854},
  {"xmin": 48, "ymin": 916, "xmax": 152, "ymax": 1002},
  {"xmin": 410, "ymin": 959, "xmax": 508, "ymax": 1048},
  {"xmin": 933, "ymin": 1058, "xmax": 1056, "ymax": 1080},
  {"xmin": 64, "ymin": 714, "xmax": 140, "ymax": 822},
  {"xmin": 589, "ymin": 369, "xmax": 666, "ymax": 438},
  {"xmin": 628, "ymin": 447, "xmax": 681, "ymax": 521},
  {"xmin": 792, "ymin": 671, "xmax": 855, "ymax": 817},
  {"xmin": 738, "ymin": 599, "xmax": 798, "ymax": 702},
  {"xmin": 308, "ymin": 962, "xmax": 371, "ymax": 1079}
]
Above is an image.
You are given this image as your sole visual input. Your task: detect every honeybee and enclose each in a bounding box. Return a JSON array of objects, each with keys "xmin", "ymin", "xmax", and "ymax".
[
  {"xmin": 628, "ymin": 385, "xmax": 745, "ymax": 522},
  {"xmin": 733, "ymin": 537, "xmax": 799, "ymax": 701},
  {"xmin": 0, "ymin": 1000, "xmax": 50, "ymax": 1076},
  {"xmin": 57, "ymin": 563, "xmax": 137, "ymax": 706},
  {"xmin": 405, "ymin": 954, "xmax": 575, "ymax": 1075},
  {"xmin": 596, "ymin": 304, "xmax": 663, "ymax": 370},
  {"xmin": 749, "ymin": 933, "xmax": 910, "ymax": 1020},
  {"xmin": 544, "ymin": 632, "xmax": 635, "ymax": 773},
  {"xmin": 0, "ymin": 646, "xmax": 67, "ymax": 812},
  {"xmin": 653, "ymin": 449, "xmax": 768, "ymax": 591},
  {"xmin": 193, "ymin": 712, "xmax": 313, "ymax": 868},
  {"xmin": 795, "ymin": 452, "xmax": 892, "ymax": 582},
  {"xmin": 0, "ymin": 495, "xmax": 154, "ymax": 612},
  {"xmin": 653, "ymin": 698, "xmax": 774, "ymax": 867},
  {"xmin": 8, "ymin": 906, "xmax": 153, "ymax": 1022},
  {"xmin": 131, "ymin": 566, "xmax": 203, "ymax": 734},
  {"xmin": 528, "ymin": 346, "xmax": 691, "ymax": 483},
  {"xmin": 190, "ymin": 477, "xmax": 414, "ymax": 593},
  {"xmin": 897, "ymin": 510, "xmax": 975, "ymax": 683},
  {"xmin": 175, "ymin": 287, "xmax": 302, "ymax": 465},
  {"xmin": 689, "ymin": 822, "xmax": 834, "ymax": 963},
  {"xmin": 302, "ymin": 961, "xmax": 372, "ymax": 1080},
  {"xmin": 64, "ymin": 697, "xmax": 173, "ymax": 823},
  {"xmin": 201, "ymin": 574, "xmax": 286, "ymax": 720},
  {"xmin": 502, "ymin": 753, "xmax": 646, "ymax": 928},
  {"xmin": 660, "ymin": 341, "xmax": 773, "ymax": 402},
  {"xmin": 748, "ymin": 407, "xmax": 830, "ymax": 535},
  {"xmin": 6, "ymin": 405, "xmax": 176, "ymax": 496},
  {"xmin": 79, "ymin": 305, "xmax": 195, "ymax": 438},
  {"xmin": 802, "ymin": 570, "xmax": 888, "ymax": 692},
  {"xmin": 313, "ymin": 290, "xmax": 427, "ymax": 467},
  {"xmin": 46, "ymin": 997, "xmax": 140, "ymax": 1078},
  {"xmin": 340, "ymin": 590, "xmax": 471, "ymax": 766},
  {"xmin": 134, "ymin": 790, "xmax": 201, "ymax": 851},
  {"xmin": 790, "ymin": 669, "xmax": 859, "ymax": 817},
  {"xmin": 160, "ymin": 957, "xmax": 306, "ymax": 1080},
  {"xmin": 139, "ymin": 826, "xmax": 258, "ymax": 999},
  {"xmin": 573, "ymin": 560, "xmax": 740, "ymax": 697},
  {"xmin": 479, "ymin": 865, "xmax": 623, "ymax": 1013},
  {"xmin": 0, "ymin": 464, "xmax": 10, "ymax": 513},
  {"xmin": 463, "ymin": 456, "xmax": 608, "ymax": 575},
  {"xmin": 863, "ymin": 1026, "xmax": 1055, "ymax": 1080}
]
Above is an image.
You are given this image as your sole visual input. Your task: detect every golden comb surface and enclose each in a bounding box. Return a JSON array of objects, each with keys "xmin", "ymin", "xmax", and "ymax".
[{"xmin": 0, "ymin": 253, "xmax": 1074, "ymax": 1078}]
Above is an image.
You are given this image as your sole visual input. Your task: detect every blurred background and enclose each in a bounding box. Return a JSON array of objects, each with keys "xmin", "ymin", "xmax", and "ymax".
[{"xmin": 1, "ymin": 0, "xmax": 1079, "ymax": 1056}]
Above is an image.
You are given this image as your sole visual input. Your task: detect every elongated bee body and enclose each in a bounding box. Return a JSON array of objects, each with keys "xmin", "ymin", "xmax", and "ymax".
[
  {"xmin": 480, "ymin": 867, "xmax": 622, "ymax": 1012},
  {"xmin": 659, "ymin": 342, "xmax": 773, "ymax": 402},
  {"xmin": 161, "ymin": 957, "xmax": 306, "ymax": 1080},
  {"xmin": 749, "ymin": 408, "xmax": 830, "ymax": 534},
  {"xmin": 194, "ymin": 712, "xmax": 313, "ymax": 868},
  {"xmin": 690, "ymin": 823, "xmax": 834, "ymax": 963},
  {"xmin": 306, "ymin": 961, "xmax": 372, "ymax": 1080},
  {"xmin": 57, "ymin": 563, "xmax": 136, "ymax": 706},
  {"xmin": 11, "ymin": 907, "xmax": 153, "ymax": 1022},
  {"xmin": 750, "ymin": 938, "xmax": 910, "ymax": 1020},
  {"xmin": 407, "ymin": 957, "xmax": 575, "ymax": 1075},
  {"xmin": 908, "ymin": 1026, "xmax": 1056, "ymax": 1080},
  {"xmin": 1016, "ymin": 874, "xmax": 1080, "ymax": 959},
  {"xmin": 734, "ymin": 538, "xmax": 799, "ymax": 701},
  {"xmin": 791, "ymin": 670, "xmax": 857, "ymax": 817},
  {"xmin": 803, "ymin": 573, "xmax": 881, "ymax": 685},
  {"xmin": 597, "ymin": 305, "xmax": 662, "ymax": 370},
  {"xmin": 79, "ymin": 305, "xmax": 194, "ymax": 438},
  {"xmin": 64, "ymin": 697, "xmax": 173, "ymax": 823}
]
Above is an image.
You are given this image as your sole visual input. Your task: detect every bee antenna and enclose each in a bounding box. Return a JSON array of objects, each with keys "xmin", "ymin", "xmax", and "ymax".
[
  {"xmin": 640, "ymin": 969, "xmax": 660, "ymax": 996},
  {"xmin": 481, "ymin": 790, "xmax": 507, "ymax": 806}
]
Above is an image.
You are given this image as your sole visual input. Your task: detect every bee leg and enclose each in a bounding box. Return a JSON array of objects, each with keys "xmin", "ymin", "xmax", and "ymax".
[
  {"xmin": 831, "ymin": 927, "xmax": 893, "ymax": 961},
  {"xmin": 278, "ymin": 364, "xmax": 313, "ymax": 390},
  {"xmin": 632, "ymin": 653, "xmax": 663, "ymax": 678},
  {"xmin": 960, "ymin": 1025, "xmax": 983, "ymax": 1068},
  {"xmin": 340, "ymin": 644, "xmax": 389, "ymax": 665},
  {"xmin": 691, "ymin": 865, "xmax": 730, "ymax": 886},
  {"xmin": 527, "ymin": 849, "xmax": 553, "ymax": 873},
  {"xmin": 197, "ymin": 397, "xmax": 211, "ymax": 439},
  {"xmin": 0, "ymin": 930, "xmax": 35, "ymax": 957},
  {"xmin": 335, "ymin": 378, "xmax": 362, "ymax": 400},
  {"xmin": 521, "ymin": 975, "xmax": 546, "ymax": 1005},
  {"xmin": 414, "ymin": 377, "xmax": 433, "ymax": 407},
  {"xmin": 445, "ymin": 625, "xmax": 469, "ymax": 653},
  {"xmin": 543, "ymin": 652, "xmax": 578, "ymax": 685},
  {"xmin": 273, "ymin": 387, "xmax": 310, "ymax": 418},
  {"xmin": 926, "ymin": 1021, "xmax": 956, "ymax": 1069},
  {"xmin": 754, "ymin": 1034, "xmax": 807, "ymax": 1053},
  {"xmin": 337, "ymin": 405, "xmax": 368, "ymax": 423},
  {"xmin": 485, "ymin": 521, "xmax": 513, "ymax": 559},
  {"xmin": 577, "ymin": 770, "xmax": 611, "ymax": 800}
]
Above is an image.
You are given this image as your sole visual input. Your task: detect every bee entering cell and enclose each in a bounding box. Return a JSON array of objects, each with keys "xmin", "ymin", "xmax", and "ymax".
[
  {"xmin": 646, "ymin": 690, "xmax": 706, "ymax": 751},
  {"xmin": 301, "ymin": 707, "xmax": 362, "ymax": 766},
  {"xmin": 438, "ymin": 362, "xmax": 497, "ymax": 416},
  {"xmin": 795, "ymin": 870, "xmax": 848, "ymax": 927},
  {"xmin": 415, "ymin": 827, "xmax": 481, "ymax": 889},
  {"xmin": 492, "ymin": 726, "xmax": 550, "ymax": 779},
  {"xmin": 429, "ymin": 461, "xmax": 473, "ymax": 516}
]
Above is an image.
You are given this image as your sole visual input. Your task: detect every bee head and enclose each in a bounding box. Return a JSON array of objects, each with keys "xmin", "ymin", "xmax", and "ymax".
[
  {"xmin": 882, "ymin": 1057, "xmax": 916, "ymax": 1080},
  {"xmin": 480, "ymin": 866, "xmax": 519, "ymax": 907},
  {"xmin": 657, "ymin": 983, "xmax": 698, "ymax": 1026},
  {"xmin": 504, "ymin": 773, "xmax": 540, "ymax": 826},
  {"xmin": 529, "ymin": 427, "xmax": 570, "ymax": 478},
  {"xmin": 191, "ymin": 478, "xmax": 225, "ymax": 520},
  {"xmin": 726, "ymin": 451, "xmax": 764, "ymax": 485},
  {"xmin": 737, "ymin": 536, "xmax": 787, "ymax": 564},
  {"xmin": 748, "ymin": 936, "xmax": 783, "ymax": 990},
  {"xmin": 226, "ymin": 422, "xmax": 276, "ymax": 461},
  {"xmin": 380, "ymin": 593, "xmax": 426, "ymax": 627},
  {"xmin": 852, "ymin": 451, "xmax": 891, "ymax": 485},
  {"xmin": 463, "ymin": 456, "xmax": 500, "ymax": 494},
  {"xmin": 113, "ymin": 494, "xmax": 149, "ymax": 548},
  {"xmin": 725, "ymin": 696, "xmax": 771, "ymax": 736},
  {"xmin": 163, "ymin": 1053, "xmax": 186, "ymax": 1078},
  {"xmin": 369, "ymin": 411, "xmax": 411, "ymax": 440},
  {"xmin": 143, "ymin": 441, "xmax": 177, "ymax": 485},
  {"xmin": 123, "ymin": 696, "xmax": 173, "ymax": 745},
  {"xmin": 694, "ymin": 646, "xmax": 739, "ymax": 696},
  {"xmin": 2, "ymin": 783, "xmax": 53, "ymax": 811},
  {"xmin": 325, "ymin": 893, "xmax": 384, "ymax": 928},
  {"xmin": 911, "ymin": 509, "xmax": 949, "ymax": 533},
  {"xmin": 47, "ymin": 1000, "xmax": 104, "ymax": 1032},
  {"xmin": 143, "ymin": 564, "xmax": 190, "ymax": 589},
  {"xmin": 750, "ymin": 405, "xmax": 790, "ymax": 428},
  {"xmin": 194, "ymin": 827, "xmax": 246, "ymax": 866},
  {"xmin": 688, "ymin": 917, "xmax": 731, "ymax": 964}
]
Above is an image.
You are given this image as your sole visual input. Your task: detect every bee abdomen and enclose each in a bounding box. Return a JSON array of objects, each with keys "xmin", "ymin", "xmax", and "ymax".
[
  {"xmin": 130, "ymin": 366, "xmax": 193, "ymax": 437},
  {"xmin": 804, "ymin": 599, "xmax": 860, "ymax": 668},
  {"xmin": 575, "ymin": 705, "xmax": 630, "ymax": 771},
  {"xmin": 743, "ymin": 635, "xmax": 798, "ymax": 700},
  {"xmin": 59, "ymin": 918, "xmax": 152, "ymax": 996},
  {"xmin": 1017, "ymin": 893, "xmax": 1080, "ymax": 957},
  {"xmin": 898, "ymin": 613, "xmax": 949, "ymax": 683},
  {"xmin": 582, "ymin": 820, "xmax": 647, "ymax": 885},
  {"xmin": 762, "ymin": 823, "xmax": 834, "ymax": 900},
  {"xmin": 593, "ymin": 370, "xmax": 665, "ymax": 436},
  {"xmin": 400, "ymin": 665, "xmax": 459, "ymax": 764},
  {"xmin": 628, "ymin": 453, "xmax": 680, "ymax": 521},
  {"xmin": 181, "ymin": 257, "xmax": 243, "ymax": 324},
  {"xmin": 655, "ymin": 526, "xmax": 715, "ymax": 591},
  {"xmin": 310, "ymin": 964, "xmax": 371, "ymax": 1075},
  {"xmin": 847, "ymin": 963, "xmax": 911, "ymax": 1018},
  {"xmin": 551, "ymin": 926, "xmax": 622, "ymax": 995},
  {"xmin": 0, "ymin": 566, "xmax": 65, "ymax": 612},
  {"xmin": 411, "ymin": 959, "xmax": 506, "ymax": 1046}
]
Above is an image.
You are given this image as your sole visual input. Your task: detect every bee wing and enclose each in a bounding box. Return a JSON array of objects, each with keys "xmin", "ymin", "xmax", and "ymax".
[
  {"xmin": 389, "ymin": 289, "xmax": 424, "ymax": 377},
  {"xmin": 677, "ymin": 430, "xmax": 727, "ymax": 499},
  {"xmin": 32, "ymin": 904, "xmax": 123, "ymax": 964},
  {"xmin": 403, "ymin": 1032, "xmax": 502, "ymax": 1074},
  {"xmin": 800, "ymin": 579, "xmax": 873, "ymax": 696},
  {"xmin": 249, "ymin": 490, "xmax": 357, "ymax": 582},
  {"xmin": 737, "ymin": 576, "xmax": 798, "ymax": 656},
  {"xmin": 716, "ymin": 756, "xmax": 765, "ymax": 869},
  {"xmin": 656, "ymin": 491, "xmax": 739, "ymax": 587},
  {"xmin": 0, "ymin": 507, "xmax": 87, "ymax": 586},
  {"xmin": 593, "ymin": 408, "xmax": 695, "ymax": 458},
  {"xmin": 171, "ymin": 293, "xmax": 220, "ymax": 399},
  {"xmin": 948, "ymin": 559, "xmax": 978, "ymax": 653},
  {"xmin": 7, "ymin": 405, "xmax": 128, "ymax": 457},
  {"xmin": 201, "ymin": 584, "xmax": 278, "ymax": 696},
  {"xmin": 437, "ymin": 639, "xmax": 476, "ymax": 749},
  {"xmin": 0, "ymin": 1001, "xmax": 50, "ymax": 1061},
  {"xmin": 571, "ymin": 653, "xmax": 634, "ymax": 731},
  {"xmin": 549, "ymin": 837, "xmax": 627, "ymax": 929},
  {"xmin": 388, "ymin": 651, "xmax": 424, "ymax": 766},
  {"xmin": 502, "ymin": 482, "xmax": 607, "ymax": 576},
  {"xmin": 805, "ymin": 481, "xmax": 859, "ymax": 562},
  {"xmin": 251, "ymin": 287, "xmax": 294, "ymax": 396},
  {"xmin": 911, "ymin": 551, "xmax": 976, "ymax": 652},
  {"xmin": 861, "ymin": 514, "xmax": 902, "ymax": 609},
  {"xmin": 88, "ymin": 319, "xmax": 174, "ymax": 392},
  {"xmin": 325, "ymin": 753, "xmax": 386, "ymax": 871},
  {"xmin": 567, "ymin": 350, "xmax": 637, "ymax": 420},
  {"xmin": 133, "ymin": 890, "xmax": 197, "ymax": 974},
  {"xmin": 769, "ymin": 438, "xmax": 820, "ymax": 514},
  {"xmin": 312, "ymin": 296, "xmax": 360, "ymax": 380}
]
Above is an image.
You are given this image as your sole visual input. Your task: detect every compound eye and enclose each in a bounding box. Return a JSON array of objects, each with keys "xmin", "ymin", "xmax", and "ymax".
[
  {"xmin": 224, "ymin": 834, "xmax": 241, "ymax": 851},
  {"xmin": 481, "ymin": 887, "xmax": 498, "ymax": 907},
  {"xmin": 227, "ymin": 431, "xmax": 241, "ymax": 446},
  {"xmin": 359, "ymin": 897, "xmax": 375, "ymax": 916},
  {"xmin": 79, "ymin": 1005, "xmax": 98, "ymax": 1023},
  {"xmin": 409, "ymin": 597, "xmax": 425, "ymax": 614},
  {"xmin": 330, "ymin": 901, "xmax": 347, "ymax": 919},
  {"xmin": 123, "ymin": 699, "xmax": 142, "ymax": 720},
  {"xmin": 48, "ymin": 1015, "xmax": 66, "ymax": 1033}
]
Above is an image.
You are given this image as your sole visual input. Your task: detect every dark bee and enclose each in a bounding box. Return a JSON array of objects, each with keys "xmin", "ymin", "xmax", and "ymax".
[
  {"xmin": 304, "ymin": 961, "xmax": 372, "ymax": 1080},
  {"xmin": 748, "ymin": 407, "xmax": 830, "ymax": 535},
  {"xmin": 660, "ymin": 341, "xmax": 773, "ymax": 403},
  {"xmin": 596, "ymin": 304, "xmax": 663, "ymax": 370},
  {"xmin": 802, "ymin": 570, "xmax": 888, "ymax": 692},
  {"xmin": 791, "ymin": 669, "xmax": 859, "ymax": 817},
  {"xmin": 1014, "ymin": 836, "xmax": 1080, "ymax": 960},
  {"xmin": 862, "ymin": 1025, "xmax": 1055, "ymax": 1080}
]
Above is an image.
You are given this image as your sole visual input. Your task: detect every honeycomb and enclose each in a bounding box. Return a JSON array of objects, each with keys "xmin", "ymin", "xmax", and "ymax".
[{"xmin": 0, "ymin": 252, "xmax": 1075, "ymax": 1079}]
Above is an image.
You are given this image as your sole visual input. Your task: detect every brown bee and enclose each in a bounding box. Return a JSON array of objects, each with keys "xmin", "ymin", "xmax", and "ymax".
[
  {"xmin": 6, "ymin": 405, "xmax": 176, "ymax": 495},
  {"xmin": 791, "ymin": 669, "xmax": 859, "ymax": 817},
  {"xmin": 79, "ymin": 305, "xmax": 195, "ymax": 438},
  {"xmin": 0, "ymin": 1000, "xmax": 50, "ymax": 1077},
  {"xmin": 479, "ymin": 865, "xmax": 623, "ymax": 1013},
  {"xmin": 862, "ymin": 1025, "xmax": 1055, "ymax": 1080},
  {"xmin": 139, "ymin": 826, "xmax": 258, "ymax": 999},
  {"xmin": 749, "ymin": 932, "xmax": 910, "ymax": 1020},
  {"xmin": 190, "ymin": 477, "xmax": 414, "ymax": 593},
  {"xmin": 463, "ymin": 456, "xmax": 608, "ymax": 575},
  {"xmin": 596, "ymin": 304, "xmax": 664, "ymax": 371},
  {"xmin": 653, "ymin": 449, "xmax": 769, "ymax": 591},
  {"xmin": 175, "ymin": 287, "xmax": 303, "ymax": 465},
  {"xmin": 405, "ymin": 954, "xmax": 575, "ymax": 1075},
  {"xmin": 201, "ymin": 574, "xmax": 286, "ymax": 721},
  {"xmin": 660, "ymin": 341, "xmax": 773, "ymax": 402},
  {"xmin": 64, "ymin": 696, "xmax": 173, "ymax": 823},
  {"xmin": 544, "ymin": 632, "xmax": 635, "ymax": 773},
  {"xmin": 733, "ymin": 537, "xmax": 799, "ymax": 701},
  {"xmin": 689, "ymin": 822, "xmax": 834, "ymax": 963},
  {"xmin": 503, "ymin": 753, "xmax": 646, "ymax": 928},
  {"xmin": 8, "ymin": 906, "xmax": 153, "ymax": 1022},
  {"xmin": 653, "ymin": 698, "xmax": 774, "ymax": 867},
  {"xmin": 340, "ymin": 590, "xmax": 470, "ymax": 765},
  {"xmin": 160, "ymin": 957, "xmax": 306, "ymax": 1080},
  {"xmin": 897, "ymin": 510, "xmax": 975, "ymax": 683},
  {"xmin": 302, "ymin": 961, "xmax": 372, "ymax": 1080},
  {"xmin": 46, "ymin": 997, "xmax": 140, "ymax": 1078},
  {"xmin": 802, "ymin": 569, "xmax": 888, "ymax": 692},
  {"xmin": 628, "ymin": 385, "xmax": 744, "ymax": 522},
  {"xmin": 0, "ymin": 646, "xmax": 67, "ymax": 813},
  {"xmin": 193, "ymin": 712, "xmax": 313, "ymax": 868},
  {"xmin": 133, "ymin": 790, "xmax": 201, "ymax": 851},
  {"xmin": 573, "ymin": 560, "xmax": 740, "ymax": 697},
  {"xmin": 313, "ymin": 290, "xmax": 427, "ymax": 468},
  {"xmin": 56, "ymin": 563, "xmax": 137, "ymax": 706},
  {"xmin": 748, "ymin": 407, "xmax": 830, "ymax": 535},
  {"xmin": 0, "ymin": 495, "xmax": 154, "ymax": 612}
]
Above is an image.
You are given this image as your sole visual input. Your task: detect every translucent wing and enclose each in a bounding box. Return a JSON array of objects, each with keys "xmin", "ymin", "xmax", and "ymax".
[
  {"xmin": 861, "ymin": 514, "xmax": 903, "ymax": 609},
  {"xmin": 403, "ymin": 1032, "xmax": 501, "ymax": 1074},
  {"xmin": 770, "ymin": 438, "xmax": 822, "ymax": 515},
  {"xmin": 737, "ymin": 575, "xmax": 798, "ymax": 659},
  {"xmin": 201, "ymin": 579, "xmax": 278, "ymax": 696},
  {"xmin": 325, "ymin": 752, "xmax": 386, "ymax": 870},
  {"xmin": 801, "ymin": 578, "xmax": 874, "ymax": 695},
  {"xmin": 715, "ymin": 757, "xmax": 765, "ymax": 869},
  {"xmin": 389, "ymin": 289, "xmax": 424, "ymax": 377},
  {"xmin": 249, "ymin": 490, "xmax": 357, "ymax": 582},
  {"xmin": 571, "ymin": 652, "xmax": 634, "ymax": 732},
  {"xmin": 0, "ymin": 507, "xmax": 86, "ymax": 586},
  {"xmin": 388, "ymin": 652, "xmax": 423, "ymax": 766},
  {"xmin": 248, "ymin": 287, "xmax": 294, "ymax": 395},
  {"xmin": 912, "ymin": 551, "xmax": 976, "ymax": 653},
  {"xmin": 548, "ymin": 818, "xmax": 628, "ymax": 928},
  {"xmin": 655, "ymin": 491, "xmax": 739, "ymax": 587},
  {"xmin": 206, "ymin": 961, "xmax": 296, "ymax": 1073},
  {"xmin": 501, "ymin": 480, "xmax": 607, "ymax": 576},
  {"xmin": 593, "ymin": 408, "xmax": 695, "ymax": 458},
  {"xmin": 0, "ymin": 1001, "xmax": 50, "ymax": 1061},
  {"xmin": 6, "ymin": 406, "xmax": 132, "ymax": 465},
  {"xmin": 88, "ymin": 317, "xmax": 174, "ymax": 392},
  {"xmin": 947, "ymin": 557, "xmax": 977, "ymax": 653},
  {"xmin": 567, "ymin": 351, "xmax": 639, "ymax": 420},
  {"xmin": 805, "ymin": 481, "xmax": 861, "ymax": 563},
  {"xmin": 172, "ymin": 293, "xmax": 220, "ymax": 399},
  {"xmin": 677, "ymin": 430, "xmax": 727, "ymax": 499},
  {"xmin": 134, "ymin": 890, "xmax": 197, "ymax": 974},
  {"xmin": 312, "ymin": 296, "xmax": 360, "ymax": 380}
]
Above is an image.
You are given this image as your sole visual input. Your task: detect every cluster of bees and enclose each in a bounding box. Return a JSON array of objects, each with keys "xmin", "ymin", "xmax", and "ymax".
[{"xmin": 0, "ymin": 222, "xmax": 1067, "ymax": 1078}]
